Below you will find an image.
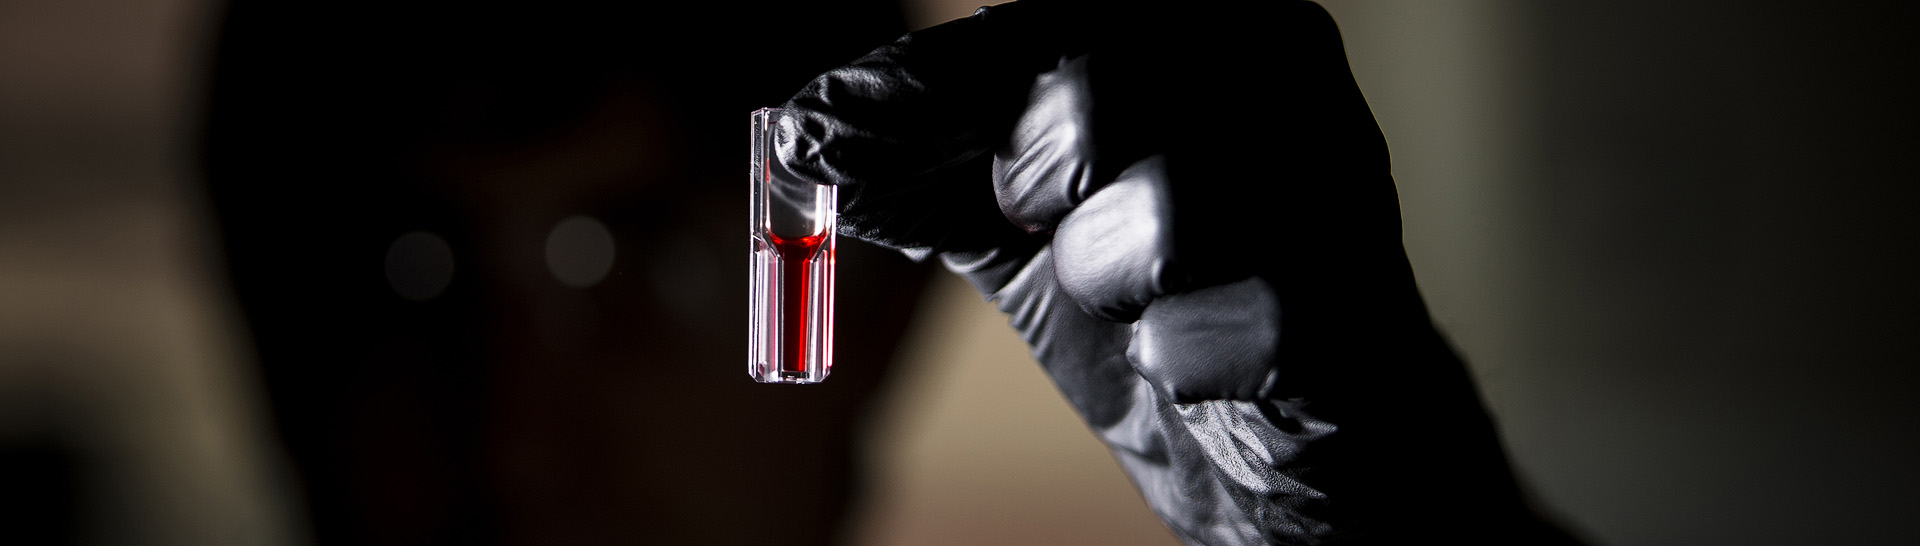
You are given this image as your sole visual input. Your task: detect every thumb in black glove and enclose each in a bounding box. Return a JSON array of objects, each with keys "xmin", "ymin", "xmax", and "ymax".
[{"xmin": 776, "ymin": 1, "xmax": 1582, "ymax": 544}]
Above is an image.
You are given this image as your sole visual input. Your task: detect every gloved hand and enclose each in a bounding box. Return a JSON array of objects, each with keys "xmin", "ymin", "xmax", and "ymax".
[{"xmin": 776, "ymin": 1, "xmax": 1581, "ymax": 544}]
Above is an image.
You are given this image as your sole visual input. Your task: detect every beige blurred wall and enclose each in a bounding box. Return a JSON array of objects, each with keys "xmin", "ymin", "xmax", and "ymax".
[
  {"xmin": 0, "ymin": 0, "xmax": 305, "ymax": 544},
  {"xmin": 849, "ymin": 275, "xmax": 1184, "ymax": 546}
]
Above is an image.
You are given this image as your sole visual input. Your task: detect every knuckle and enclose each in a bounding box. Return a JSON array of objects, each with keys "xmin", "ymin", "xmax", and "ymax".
[{"xmin": 1128, "ymin": 277, "xmax": 1282, "ymax": 402}]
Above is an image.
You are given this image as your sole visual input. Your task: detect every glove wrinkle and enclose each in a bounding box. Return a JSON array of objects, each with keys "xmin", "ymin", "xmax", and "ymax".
[
  {"xmin": 938, "ymin": 235, "xmax": 1044, "ymax": 295},
  {"xmin": 1095, "ymin": 378, "xmax": 1166, "ymax": 458},
  {"xmin": 1131, "ymin": 277, "xmax": 1283, "ymax": 403},
  {"xmin": 778, "ymin": 0, "xmax": 1085, "ymax": 190},
  {"xmin": 1053, "ymin": 156, "xmax": 1177, "ymax": 322},
  {"xmin": 994, "ymin": 54, "xmax": 1100, "ymax": 233},
  {"xmin": 1176, "ymin": 399, "xmax": 1337, "ymax": 544},
  {"xmin": 984, "ymin": 247, "xmax": 1140, "ymax": 429},
  {"xmin": 835, "ymin": 153, "xmax": 1025, "ymax": 254}
]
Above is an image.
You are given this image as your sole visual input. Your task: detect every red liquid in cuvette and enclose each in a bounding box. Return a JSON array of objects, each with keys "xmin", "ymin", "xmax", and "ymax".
[{"xmin": 768, "ymin": 231, "xmax": 827, "ymax": 377}]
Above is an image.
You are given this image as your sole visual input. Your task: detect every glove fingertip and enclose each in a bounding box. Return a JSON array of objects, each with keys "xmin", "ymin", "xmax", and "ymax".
[
  {"xmin": 1052, "ymin": 155, "xmax": 1173, "ymax": 322},
  {"xmin": 774, "ymin": 0, "xmax": 1082, "ymax": 190},
  {"xmin": 1128, "ymin": 277, "xmax": 1283, "ymax": 403}
]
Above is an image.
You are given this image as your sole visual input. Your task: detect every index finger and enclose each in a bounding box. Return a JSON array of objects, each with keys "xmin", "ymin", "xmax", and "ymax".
[{"xmin": 774, "ymin": 0, "xmax": 1085, "ymax": 189}]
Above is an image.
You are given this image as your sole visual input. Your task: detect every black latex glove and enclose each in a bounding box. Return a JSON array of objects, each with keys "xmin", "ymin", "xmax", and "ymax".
[{"xmin": 777, "ymin": 1, "xmax": 1581, "ymax": 544}]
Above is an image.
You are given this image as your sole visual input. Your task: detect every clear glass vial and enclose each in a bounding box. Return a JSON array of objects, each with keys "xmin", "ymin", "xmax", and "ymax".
[{"xmin": 748, "ymin": 107, "xmax": 836, "ymax": 384}]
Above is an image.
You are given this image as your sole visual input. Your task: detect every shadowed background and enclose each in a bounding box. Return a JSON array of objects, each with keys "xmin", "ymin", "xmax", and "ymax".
[{"xmin": 0, "ymin": 0, "xmax": 1913, "ymax": 545}]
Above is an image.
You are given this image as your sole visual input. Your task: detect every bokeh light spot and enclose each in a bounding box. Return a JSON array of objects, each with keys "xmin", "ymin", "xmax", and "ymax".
[
  {"xmin": 385, "ymin": 231, "xmax": 455, "ymax": 301},
  {"xmin": 545, "ymin": 214, "xmax": 616, "ymax": 288}
]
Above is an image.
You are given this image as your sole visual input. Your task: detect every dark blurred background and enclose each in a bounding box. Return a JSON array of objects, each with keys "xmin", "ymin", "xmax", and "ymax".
[{"xmin": 0, "ymin": 0, "xmax": 1913, "ymax": 545}]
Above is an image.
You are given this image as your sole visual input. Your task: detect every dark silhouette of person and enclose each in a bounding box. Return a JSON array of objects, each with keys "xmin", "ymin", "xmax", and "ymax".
[{"xmin": 202, "ymin": 2, "xmax": 929, "ymax": 544}]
